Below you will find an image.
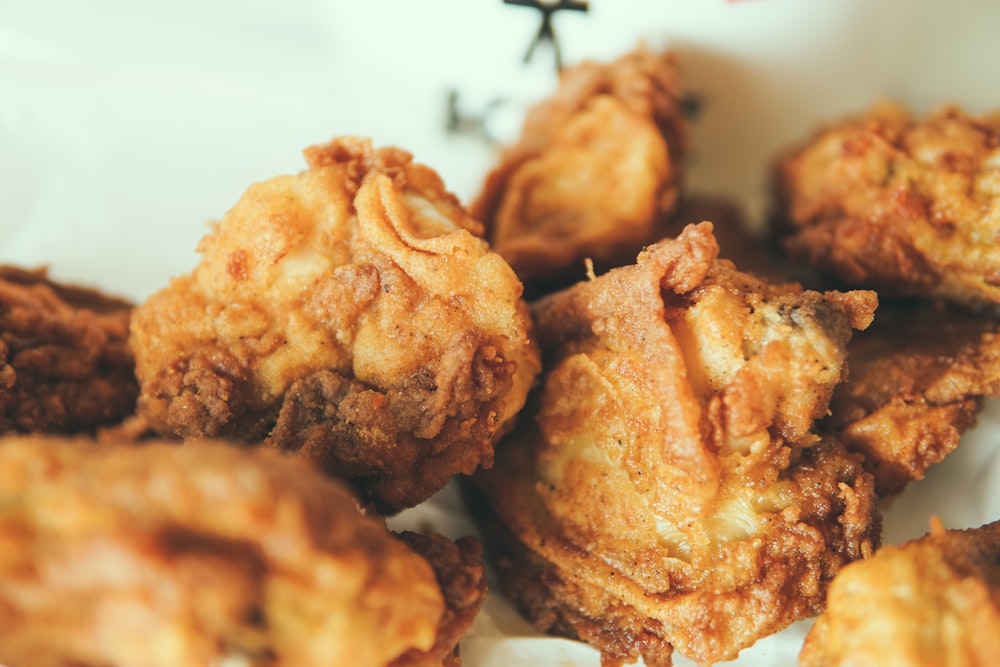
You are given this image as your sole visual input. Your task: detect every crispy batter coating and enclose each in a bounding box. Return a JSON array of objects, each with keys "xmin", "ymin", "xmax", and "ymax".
[
  {"xmin": 129, "ymin": 137, "xmax": 540, "ymax": 513},
  {"xmin": 0, "ymin": 266, "xmax": 137, "ymax": 435},
  {"xmin": 772, "ymin": 102, "xmax": 1000, "ymax": 305},
  {"xmin": 0, "ymin": 436, "xmax": 486, "ymax": 667},
  {"xmin": 470, "ymin": 46, "xmax": 689, "ymax": 294},
  {"xmin": 394, "ymin": 532, "xmax": 488, "ymax": 667},
  {"xmin": 823, "ymin": 301, "xmax": 1000, "ymax": 496},
  {"xmin": 800, "ymin": 518, "xmax": 1000, "ymax": 667},
  {"xmin": 473, "ymin": 223, "xmax": 881, "ymax": 666}
]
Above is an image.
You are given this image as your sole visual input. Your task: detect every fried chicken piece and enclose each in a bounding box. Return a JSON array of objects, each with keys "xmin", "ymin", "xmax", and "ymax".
[
  {"xmin": 0, "ymin": 266, "xmax": 137, "ymax": 435},
  {"xmin": 472, "ymin": 222, "xmax": 881, "ymax": 666},
  {"xmin": 129, "ymin": 136, "xmax": 540, "ymax": 513},
  {"xmin": 470, "ymin": 46, "xmax": 689, "ymax": 295},
  {"xmin": 394, "ymin": 532, "xmax": 488, "ymax": 667},
  {"xmin": 823, "ymin": 300, "xmax": 1000, "ymax": 496},
  {"xmin": 800, "ymin": 518, "xmax": 1000, "ymax": 667},
  {"xmin": 772, "ymin": 102, "xmax": 1000, "ymax": 306},
  {"xmin": 0, "ymin": 436, "xmax": 486, "ymax": 667},
  {"xmin": 668, "ymin": 194, "xmax": 803, "ymax": 284}
]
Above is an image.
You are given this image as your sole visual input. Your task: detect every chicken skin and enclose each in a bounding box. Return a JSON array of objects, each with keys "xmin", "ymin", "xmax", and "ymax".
[
  {"xmin": 0, "ymin": 436, "xmax": 486, "ymax": 667},
  {"xmin": 0, "ymin": 266, "xmax": 137, "ymax": 435},
  {"xmin": 129, "ymin": 137, "xmax": 540, "ymax": 513},
  {"xmin": 800, "ymin": 518, "xmax": 1000, "ymax": 667},
  {"xmin": 823, "ymin": 300, "xmax": 1000, "ymax": 496},
  {"xmin": 471, "ymin": 46, "xmax": 689, "ymax": 295},
  {"xmin": 472, "ymin": 223, "xmax": 881, "ymax": 666},
  {"xmin": 772, "ymin": 102, "xmax": 1000, "ymax": 306}
]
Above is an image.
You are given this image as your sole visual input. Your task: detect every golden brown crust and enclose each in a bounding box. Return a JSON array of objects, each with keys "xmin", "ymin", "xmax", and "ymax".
[
  {"xmin": 800, "ymin": 519, "xmax": 1000, "ymax": 667},
  {"xmin": 473, "ymin": 223, "xmax": 881, "ymax": 666},
  {"xmin": 129, "ymin": 136, "xmax": 540, "ymax": 513},
  {"xmin": 772, "ymin": 102, "xmax": 1000, "ymax": 306},
  {"xmin": 475, "ymin": 436, "xmax": 878, "ymax": 667},
  {"xmin": 471, "ymin": 46, "xmax": 689, "ymax": 294},
  {"xmin": 823, "ymin": 301, "xmax": 1000, "ymax": 496},
  {"xmin": 0, "ymin": 266, "xmax": 137, "ymax": 435},
  {"xmin": 0, "ymin": 436, "xmax": 482, "ymax": 667}
]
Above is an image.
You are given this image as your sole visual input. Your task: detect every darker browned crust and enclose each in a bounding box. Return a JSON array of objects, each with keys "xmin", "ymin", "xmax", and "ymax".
[
  {"xmin": 139, "ymin": 338, "xmax": 516, "ymax": 513},
  {"xmin": 771, "ymin": 103, "xmax": 1000, "ymax": 306},
  {"xmin": 132, "ymin": 347, "xmax": 271, "ymax": 442},
  {"xmin": 265, "ymin": 343, "xmax": 516, "ymax": 513},
  {"xmin": 392, "ymin": 533, "xmax": 488, "ymax": 667},
  {"xmin": 0, "ymin": 266, "xmax": 137, "ymax": 435},
  {"xmin": 822, "ymin": 300, "xmax": 1000, "ymax": 496}
]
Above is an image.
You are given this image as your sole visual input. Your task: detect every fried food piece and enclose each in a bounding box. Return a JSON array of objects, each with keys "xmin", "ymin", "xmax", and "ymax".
[
  {"xmin": 0, "ymin": 436, "xmax": 486, "ymax": 667},
  {"xmin": 470, "ymin": 46, "xmax": 689, "ymax": 295},
  {"xmin": 394, "ymin": 532, "xmax": 488, "ymax": 667},
  {"xmin": 130, "ymin": 136, "xmax": 540, "ymax": 513},
  {"xmin": 668, "ymin": 194, "xmax": 802, "ymax": 284},
  {"xmin": 800, "ymin": 518, "xmax": 1000, "ymax": 667},
  {"xmin": 0, "ymin": 266, "xmax": 137, "ymax": 434},
  {"xmin": 772, "ymin": 102, "xmax": 1000, "ymax": 306},
  {"xmin": 823, "ymin": 301, "xmax": 1000, "ymax": 496},
  {"xmin": 473, "ymin": 223, "xmax": 881, "ymax": 666}
]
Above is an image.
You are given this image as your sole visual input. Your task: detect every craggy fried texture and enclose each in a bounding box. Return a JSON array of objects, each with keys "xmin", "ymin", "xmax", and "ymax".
[
  {"xmin": 0, "ymin": 436, "xmax": 485, "ymax": 667},
  {"xmin": 393, "ymin": 533, "xmax": 488, "ymax": 667},
  {"xmin": 772, "ymin": 102, "xmax": 1000, "ymax": 306},
  {"xmin": 823, "ymin": 300, "xmax": 1000, "ymax": 496},
  {"xmin": 473, "ymin": 223, "xmax": 881, "ymax": 666},
  {"xmin": 129, "ymin": 137, "xmax": 540, "ymax": 513},
  {"xmin": 800, "ymin": 518, "xmax": 1000, "ymax": 667},
  {"xmin": 0, "ymin": 266, "xmax": 137, "ymax": 435},
  {"xmin": 470, "ymin": 46, "xmax": 688, "ymax": 295}
]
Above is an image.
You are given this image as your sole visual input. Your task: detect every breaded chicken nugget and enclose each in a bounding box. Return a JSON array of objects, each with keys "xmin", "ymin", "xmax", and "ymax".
[
  {"xmin": 130, "ymin": 137, "xmax": 540, "ymax": 513},
  {"xmin": 472, "ymin": 223, "xmax": 881, "ymax": 666},
  {"xmin": 0, "ymin": 266, "xmax": 136, "ymax": 434},
  {"xmin": 800, "ymin": 518, "xmax": 1000, "ymax": 667},
  {"xmin": 772, "ymin": 102, "xmax": 1000, "ymax": 306},
  {"xmin": 824, "ymin": 301, "xmax": 1000, "ymax": 496},
  {"xmin": 0, "ymin": 436, "xmax": 486, "ymax": 667},
  {"xmin": 471, "ymin": 46, "xmax": 688, "ymax": 295}
]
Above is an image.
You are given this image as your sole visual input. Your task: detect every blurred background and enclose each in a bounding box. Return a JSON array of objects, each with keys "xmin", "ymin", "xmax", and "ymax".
[{"xmin": 3, "ymin": 0, "xmax": 999, "ymax": 300}]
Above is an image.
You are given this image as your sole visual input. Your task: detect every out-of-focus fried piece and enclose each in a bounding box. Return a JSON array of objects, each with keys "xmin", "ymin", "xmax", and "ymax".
[
  {"xmin": 394, "ymin": 532, "xmax": 488, "ymax": 667},
  {"xmin": 473, "ymin": 223, "xmax": 881, "ymax": 666},
  {"xmin": 668, "ymin": 194, "xmax": 803, "ymax": 284},
  {"xmin": 129, "ymin": 137, "xmax": 540, "ymax": 513},
  {"xmin": 470, "ymin": 46, "xmax": 688, "ymax": 295},
  {"xmin": 800, "ymin": 518, "xmax": 1000, "ymax": 667},
  {"xmin": 824, "ymin": 301, "xmax": 1000, "ymax": 496},
  {"xmin": 772, "ymin": 102, "xmax": 1000, "ymax": 306},
  {"xmin": 0, "ymin": 266, "xmax": 137, "ymax": 434},
  {"xmin": 0, "ymin": 436, "xmax": 486, "ymax": 667}
]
